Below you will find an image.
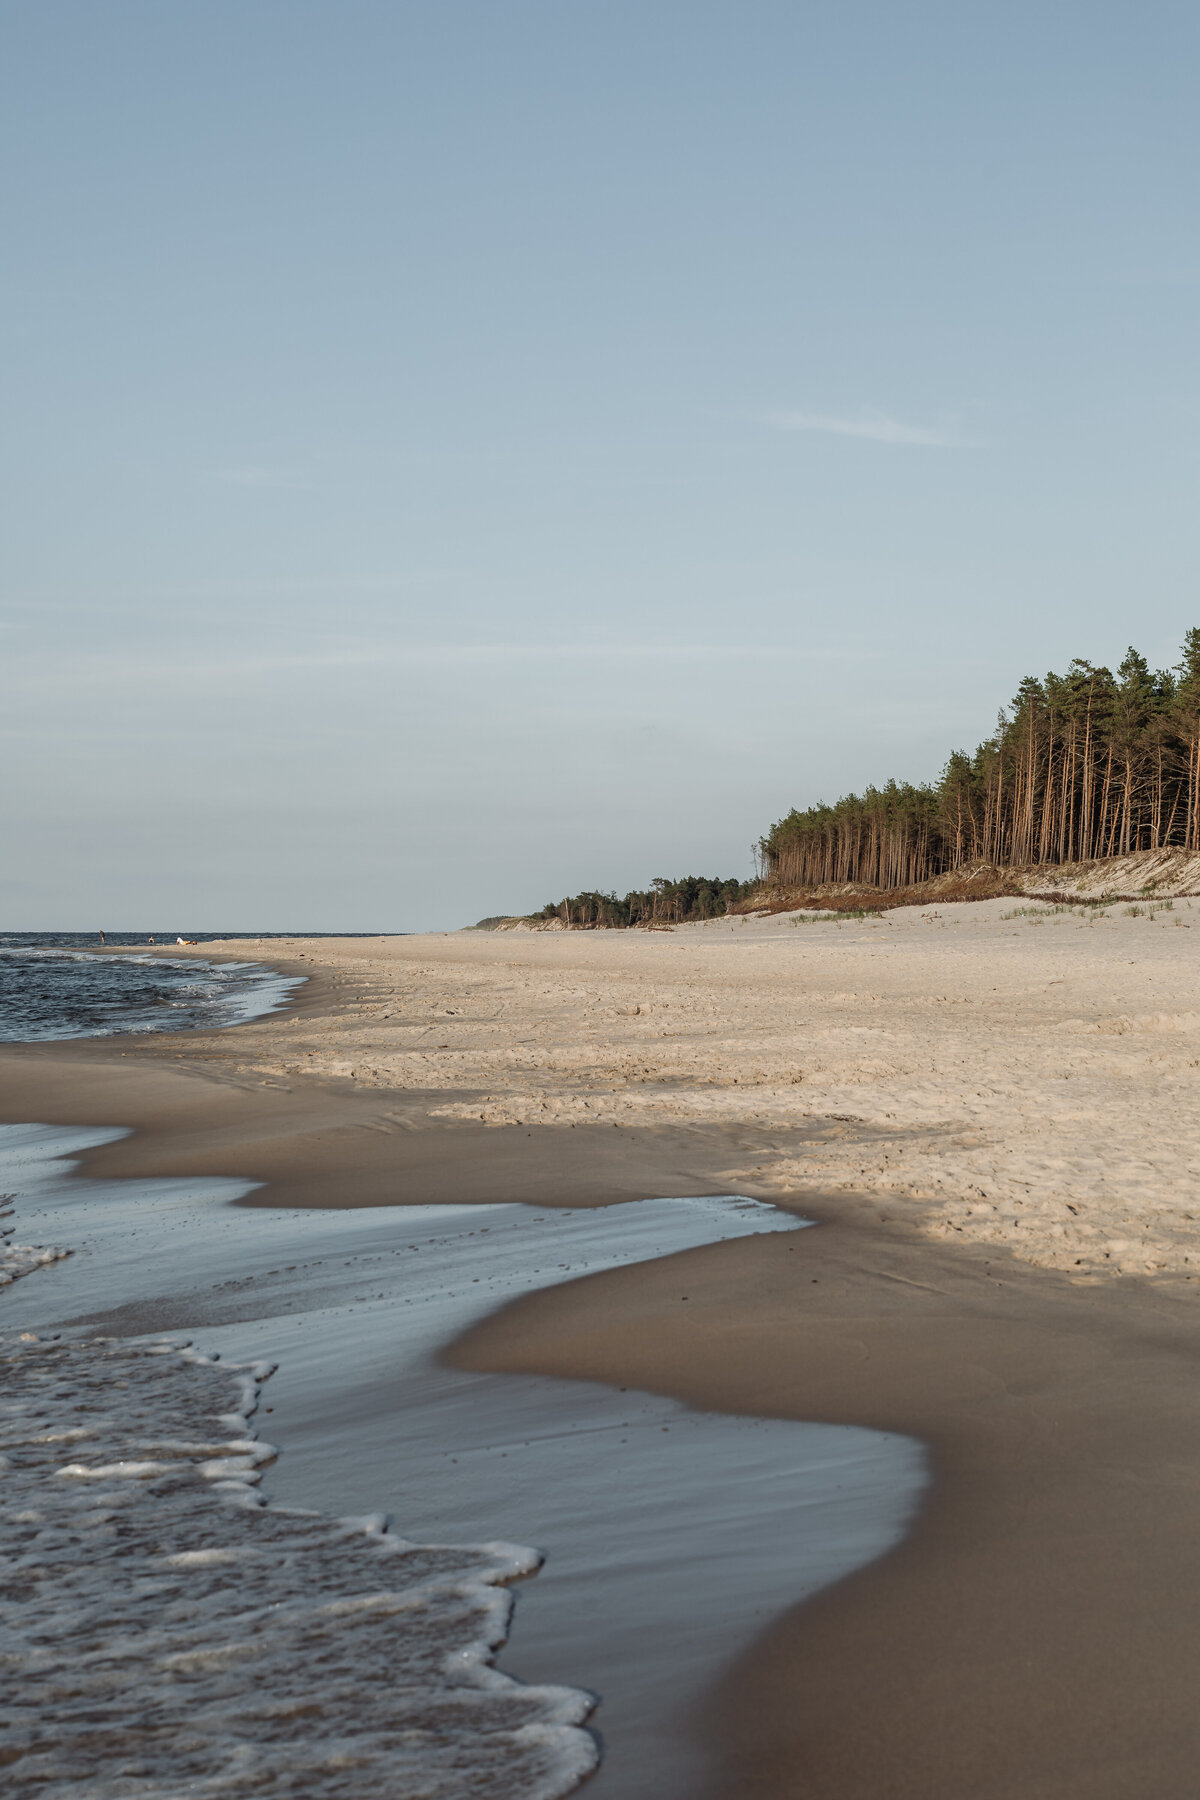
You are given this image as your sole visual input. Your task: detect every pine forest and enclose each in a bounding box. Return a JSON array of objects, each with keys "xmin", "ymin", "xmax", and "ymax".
[
  {"xmin": 763, "ymin": 631, "xmax": 1200, "ymax": 890},
  {"xmin": 537, "ymin": 875, "xmax": 757, "ymax": 928}
]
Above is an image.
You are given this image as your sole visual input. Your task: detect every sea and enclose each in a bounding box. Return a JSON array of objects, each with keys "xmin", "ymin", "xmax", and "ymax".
[
  {"xmin": 0, "ymin": 932, "xmax": 389, "ymax": 1040},
  {"xmin": 0, "ymin": 943, "xmax": 928, "ymax": 1799}
]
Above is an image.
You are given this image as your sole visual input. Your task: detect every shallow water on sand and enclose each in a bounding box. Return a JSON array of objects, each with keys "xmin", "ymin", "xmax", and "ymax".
[{"xmin": 1, "ymin": 1124, "xmax": 927, "ymax": 1798}]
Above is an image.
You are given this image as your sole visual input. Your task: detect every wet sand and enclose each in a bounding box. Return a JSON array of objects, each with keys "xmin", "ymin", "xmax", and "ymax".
[
  {"xmin": 454, "ymin": 1213, "xmax": 1200, "ymax": 1798},
  {"xmin": 2, "ymin": 1128, "xmax": 923, "ymax": 1798},
  {"xmin": 3, "ymin": 914, "xmax": 1200, "ymax": 1794}
]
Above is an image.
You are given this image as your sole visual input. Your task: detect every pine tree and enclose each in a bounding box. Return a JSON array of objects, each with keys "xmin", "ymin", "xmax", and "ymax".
[{"xmin": 761, "ymin": 631, "xmax": 1200, "ymax": 887}]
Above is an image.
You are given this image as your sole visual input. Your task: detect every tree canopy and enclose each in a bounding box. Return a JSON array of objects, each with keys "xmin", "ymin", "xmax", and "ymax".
[
  {"xmin": 762, "ymin": 631, "xmax": 1200, "ymax": 887},
  {"xmin": 538, "ymin": 875, "xmax": 755, "ymax": 928}
]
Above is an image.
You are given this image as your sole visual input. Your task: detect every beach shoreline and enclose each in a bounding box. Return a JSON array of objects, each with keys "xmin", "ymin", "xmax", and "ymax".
[
  {"xmin": 87, "ymin": 895, "xmax": 1200, "ymax": 1278},
  {"xmin": 4, "ymin": 911, "xmax": 1200, "ymax": 1794}
]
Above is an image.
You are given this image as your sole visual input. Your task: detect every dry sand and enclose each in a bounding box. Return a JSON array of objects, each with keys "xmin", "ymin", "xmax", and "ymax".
[
  {"xmin": 4, "ymin": 894, "xmax": 1200, "ymax": 1797},
  {"xmin": 87, "ymin": 891, "xmax": 1200, "ymax": 1279}
]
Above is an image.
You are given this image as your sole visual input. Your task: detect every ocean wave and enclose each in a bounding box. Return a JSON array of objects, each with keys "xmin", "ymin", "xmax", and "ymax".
[
  {"xmin": 0, "ymin": 950, "xmax": 303, "ymax": 1042},
  {"xmin": 0, "ymin": 1193, "xmax": 71, "ymax": 1289},
  {"xmin": 0, "ymin": 1333, "xmax": 598, "ymax": 1799}
]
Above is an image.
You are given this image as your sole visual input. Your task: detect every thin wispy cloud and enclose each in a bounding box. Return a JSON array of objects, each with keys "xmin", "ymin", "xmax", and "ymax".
[
  {"xmin": 763, "ymin": 408, "xmax": 982, "ymax": 448},
  {"xmin": 4, "ymin": 640, "xmax": 874, "ymax": 696},
  {"xmin": 213, "ymin": 465, "xmax": 308, "ymax": 490}
]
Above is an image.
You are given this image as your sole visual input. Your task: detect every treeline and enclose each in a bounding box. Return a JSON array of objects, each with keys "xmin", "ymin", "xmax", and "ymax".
[
  {"xmin": 539, "ymin": 875, "xmax": 755, "ymax": 928},
  {"xmin": 764, "ymin": 630, "xmax": 1200, "ymax": 888}
]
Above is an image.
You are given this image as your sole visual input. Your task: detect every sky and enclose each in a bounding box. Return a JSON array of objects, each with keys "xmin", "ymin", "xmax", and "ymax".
[{"xmin": 3, "ymin": 1, "xmax": 1198, "ymax": 930}]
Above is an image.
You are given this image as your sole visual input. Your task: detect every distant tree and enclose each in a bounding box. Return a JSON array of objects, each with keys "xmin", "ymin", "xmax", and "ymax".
[{"xmin": 537, "ymin": 875, "xmax": 756, "ymax": 929}]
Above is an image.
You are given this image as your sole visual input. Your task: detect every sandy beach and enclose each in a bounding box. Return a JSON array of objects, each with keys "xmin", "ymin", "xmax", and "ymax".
[
  {"xmin": 28, "ymin": 893, "xmax": 1200, "ymax": 1278},
  {"xmin": 11, "ymin": 2, "xmax": 1197, "ymax": 1790},
  {"xmin": 4, "ymin": 896, "xmax": 1200, "ymax": 1795}
]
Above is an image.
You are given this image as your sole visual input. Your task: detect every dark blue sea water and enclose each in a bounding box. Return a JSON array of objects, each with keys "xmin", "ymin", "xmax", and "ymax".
[
  {"xmin": 0, "ymin": 933, "xmax": 316, "ymax": 1041},
  {"xmin": 0, "ymin": 932, "xmax": 387, "ymax": 950}
]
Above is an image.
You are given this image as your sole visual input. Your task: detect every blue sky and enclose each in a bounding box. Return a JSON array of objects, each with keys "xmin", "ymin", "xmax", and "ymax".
[{"xmin": 3, "ymin": 1, "xmax": 1198, "ymax": 928}]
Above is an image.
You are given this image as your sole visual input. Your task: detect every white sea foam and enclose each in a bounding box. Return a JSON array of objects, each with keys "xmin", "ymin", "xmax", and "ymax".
[
  {"xmin": 0, "ymin": 1332, "xmax": 598, "ymax": 1799},
  {"xmin": 0, "ymin": 1191, "xmax": 70, "ymax": 1288},
  {"xmin": 1, "ymin": 1123, "xmax": 928, "ymax": 1798},
  {"xmin": 0, "ymin": 1242, "xmax": 71, "ymax": 1287},
  {"xmin": 0, "ymin": 947, "xmax": 305, "ymax": 1041}
]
